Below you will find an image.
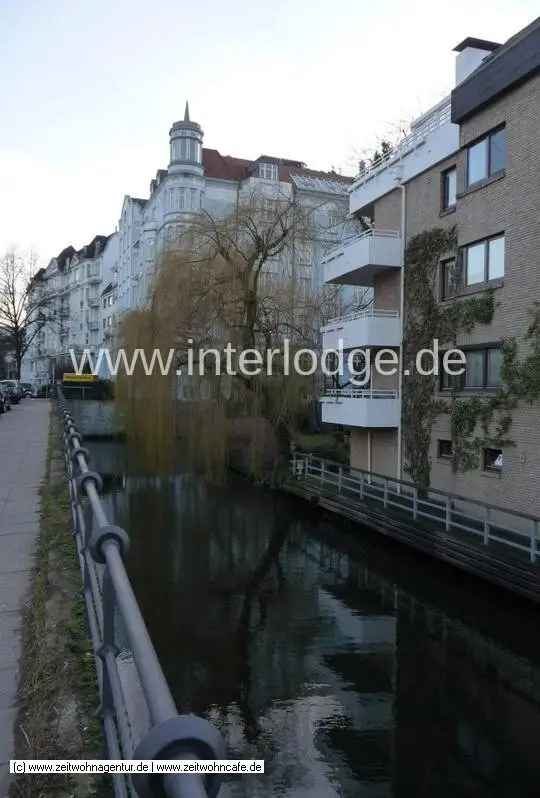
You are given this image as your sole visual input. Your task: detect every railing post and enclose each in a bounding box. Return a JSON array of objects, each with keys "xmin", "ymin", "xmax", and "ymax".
[
  {"xmin": 383, "ymin": 478, "xmax": 388, "ymax": 509},
  {"xmin": 337, "ymin": 465, "xmax": 343, "ymax": 495},
  {"xmin": 320, "ymin": 460, "xmax": 325, "ymax": 487},
  {"xmin": 531, "ymin": 519, "xmax": 538, "ymax": 564},
  {"xmin": 412, "ymin": 487, "xmax": 418, "ymax": 521},
  {"xmin": 483, "ymin": 506, "xmax": 491, "ymax": 546},
  {"xmin": 445, "ymin": 496, "xmax": 451, "ymax": 532},
  {"xmin": 359, "ymin": 471, "xmax": 364, "ymax": 500}
]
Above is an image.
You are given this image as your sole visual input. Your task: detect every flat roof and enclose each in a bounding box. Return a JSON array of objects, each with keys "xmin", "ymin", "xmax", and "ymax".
[{"xmin": 453, "ymin": 37, "xmax": 501, "ymax": 52}]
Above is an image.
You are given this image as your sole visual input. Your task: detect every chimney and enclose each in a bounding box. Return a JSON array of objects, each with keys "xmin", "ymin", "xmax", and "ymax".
[{"xmin": 453, "ymin": 37, "xmax": 501, "ymax": 85}]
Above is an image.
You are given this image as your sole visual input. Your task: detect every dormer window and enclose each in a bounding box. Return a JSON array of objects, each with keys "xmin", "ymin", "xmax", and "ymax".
[{"xmin": 259, "ymin": 162, "xmax": 278, "ymax": 181}]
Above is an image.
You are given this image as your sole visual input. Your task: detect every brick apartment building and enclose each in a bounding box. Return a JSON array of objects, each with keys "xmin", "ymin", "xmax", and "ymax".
[{"xmin": 320, "ymin": 17, "xmax": 540, "ymax": 515}]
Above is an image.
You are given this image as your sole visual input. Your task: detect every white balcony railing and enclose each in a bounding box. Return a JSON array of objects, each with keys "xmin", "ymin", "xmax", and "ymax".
[
  {"xmin": 323, "ymin": 388, "xmax": 398, "ymax": 400},
  {"xmin": 320, "ymin": 388, "xmax": 400, "ymax": 428},
  {"xmin": 322, "ymin": 307, "xmax": 401, "ymax": 350},
  {"xmin": 323, "ymin": 307, "xmax": 398, "ymax": 327},
  {"xmin": 324, "ymin": 228, "xmax": 401, "ymax": 286}
]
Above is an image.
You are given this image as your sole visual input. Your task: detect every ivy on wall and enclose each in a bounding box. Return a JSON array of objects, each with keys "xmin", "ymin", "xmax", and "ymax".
[
  {"xmin": 403, "ymin": 229, "xmax": 540, "ymax": 489},
  {"xmin": 403, "ymin": 226, "xmax": 496, "ymax": 488}
]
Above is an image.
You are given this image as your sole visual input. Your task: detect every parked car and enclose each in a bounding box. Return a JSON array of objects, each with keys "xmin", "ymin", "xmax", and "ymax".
[
  {"xmin": 0, "ymin": 381, "xmax": 21, "ymax": 404},
  {"xmin": 20, "ymin": 382, "xmax": 35, "ymax": 397},
  {"xmin": 0, "ymin": 386, "xmax": 11, "ymax": 413}
]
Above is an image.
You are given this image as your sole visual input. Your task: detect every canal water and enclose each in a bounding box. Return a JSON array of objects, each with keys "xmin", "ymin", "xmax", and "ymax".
[{"xmin": 91, "ymin": 441, "xmax": 540, "ymax": 798}]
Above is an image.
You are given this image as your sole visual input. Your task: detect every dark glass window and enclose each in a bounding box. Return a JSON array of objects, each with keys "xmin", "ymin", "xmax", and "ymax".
[
  {"xmin": 440, "ymin": 346, "xmax": 503, "ymax": 392},
  {"xmin": 484, "ymin": 448, "xmax": 503, "ymax": 472},
  {"xmin": 441, "ymin": 364, "xmax": 463, "ymax": 391},
  {"xmin": 441, "ymin": 258, "xmax": 458, "ymax": 299},
  {"xmin": 466, "ymin": 126, "xmax": 506, "ymax": 187},
  {"xmin": 489, "ymin": 128, "xmax": 507, "ymax": 174},
  {"xmin": 438, "ymin": 440, "xmax": 453, "ymax": 459},
  {"xmin": 442, "ymin": 167, "xmax": 457, "ymax": 209},
  {"xmin": 465, "ymin": 350, "xmax": 485, "ymax": 388},
  {"xmin": 464, "ymin": 234, "xmax": 505, "ymax": 287},
  {"xmin": 487, "ymin": 348, "xmax": 503, "ymax": 387}
]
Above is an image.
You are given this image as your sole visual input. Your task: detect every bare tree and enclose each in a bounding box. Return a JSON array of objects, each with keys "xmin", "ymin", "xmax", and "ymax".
[
  {"xmin": 0, "ymin": 250, "xmax": 54, "ymax": 379},
  {"xmin": 116, "ymin": 191, "xmax": 359, "ymax": 478}
]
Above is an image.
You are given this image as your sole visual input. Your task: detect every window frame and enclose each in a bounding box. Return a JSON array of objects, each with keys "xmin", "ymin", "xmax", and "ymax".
[
  {"xmin": 463, "ymin": 233, "xmax": 505, "ymax": 288},
  {"xmin": 438, "ymin": 439, "xmax": 453, "ymax": 459},
  {"xmin": 259, "ymin": 162, "xmax": 279, "ymax": 181},
  {"xmin": 440, "ymin": 344, "xmax": 503, "ymax": 393},
  {"xmin": 466, "ymin": 125, "xmax": 506, "ymax": 188},
  {"xmin": 440, "ymin": 257, "xmax": 458, "ymax": 300},
  {"xmin": 483, "ymin": 447, "xmax": 503, "ymax": 473},
  {"xmin": 441, "ymin": 166, "xmax": 457, "ymax": 210}
]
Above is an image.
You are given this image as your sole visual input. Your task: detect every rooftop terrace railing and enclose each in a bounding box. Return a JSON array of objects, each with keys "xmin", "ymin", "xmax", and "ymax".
[
  {"xmin": 291, "ymin": 453, "xmax": 540, "ymax": 564},
  {"xmin": 57, "ymin": 387, "xmax": 225, "ymax": 798},
  {"xmin": 352, "ymin": 101, "xmax": 452, "ymax": 187}
]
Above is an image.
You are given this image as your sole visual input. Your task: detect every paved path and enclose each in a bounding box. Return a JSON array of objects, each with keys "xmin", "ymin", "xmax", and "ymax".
[{"xmin": 0, "ymin": 400, "xmax": 50, "ymax": 795}]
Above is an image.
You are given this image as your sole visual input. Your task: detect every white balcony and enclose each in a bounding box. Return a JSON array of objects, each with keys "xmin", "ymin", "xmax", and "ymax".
[
  {"xmin": 321, "ymin": 308, "xmax": 401, "ymax": 350},
  {"xmin": 350, "ymin": 98, "xmax": 459, "ymax": 214},
  {"xmin": 323, "ymin": 229, "xmax": 401, "ymax": 286},
  {"xmin": 320, "ymin": 388, "xmax": 400, "ymax": 428}
]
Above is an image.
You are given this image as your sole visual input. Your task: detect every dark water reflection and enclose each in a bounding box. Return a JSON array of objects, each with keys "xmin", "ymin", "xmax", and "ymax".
[{"xmin": 92, "ymin": 442, "xmax": 540, "ymax": 798}]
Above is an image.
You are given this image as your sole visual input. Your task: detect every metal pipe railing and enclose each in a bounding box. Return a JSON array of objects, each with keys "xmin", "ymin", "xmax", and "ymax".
[
  {"xmin": 57, "ymin": 386, "xmax": 225, "ymax": 798},
  {"xmin": 291, "ymin": 452, "xmax": 540, "ymax": 564}
]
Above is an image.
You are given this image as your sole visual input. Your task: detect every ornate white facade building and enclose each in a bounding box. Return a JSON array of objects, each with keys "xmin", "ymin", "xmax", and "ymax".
[{"xmin": 24, "ymin": 104, "xmax": 352, "ymax": 385}]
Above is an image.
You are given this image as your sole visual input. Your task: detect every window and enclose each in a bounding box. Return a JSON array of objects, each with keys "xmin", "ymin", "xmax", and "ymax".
[
  {"xmin": 486, "ymin": 348, "xmax": 503, "ymax": 387},
  {"xmin": 441, "ymin": 258, "xmax": 458, "ymax": 299},
  {"xmin": 466, "ymin": 126, "xmax": 506, "ymax": 187},
  {"xmin": 259, "ymin": 162, "xmax": 278, "ymax": 181},
  {"xmin": 171, "ymin": 137, "xmax": 201, "ymax": 163},
  {"xmin": 441, "ymin": 346, "xmax": 503, "ymax": 391},
  {"xmin": 438, "ymin": 440, "xmax": 453, "ymax": 459},
  {"xmin": 442, "ymin": 167, "xmax": 456, "ymax": 209},
  {"xmin": 465, "ymin": 350, "xmax": 484, "ymax": 388},
  {"xmin": 464, "ymin": 235, "xmax": 505, "ymax": 286},
  {"xmin": 484, "ymin": 447, "xmax": 503, "ymax": 473}
]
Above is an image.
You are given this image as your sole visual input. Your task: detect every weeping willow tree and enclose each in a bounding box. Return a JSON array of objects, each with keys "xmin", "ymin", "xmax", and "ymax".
[{"xmin": 116, "ymin": 191, "xmax": 346, "ymax": 481}]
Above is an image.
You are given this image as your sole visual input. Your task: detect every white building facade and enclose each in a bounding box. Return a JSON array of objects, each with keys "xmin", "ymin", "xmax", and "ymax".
[{"xmin": 24, "ymin": 103, "xmax": 352, "ymax": 385}]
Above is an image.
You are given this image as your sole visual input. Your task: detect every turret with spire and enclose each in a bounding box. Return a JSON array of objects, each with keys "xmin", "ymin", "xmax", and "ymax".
[
  {"xmin": 165, "ymin": 101, "xmax": 205, "ymax": 219},
  {"xmin": 169, "ymin": 100, "xmax": 204, "ymax": 171}
]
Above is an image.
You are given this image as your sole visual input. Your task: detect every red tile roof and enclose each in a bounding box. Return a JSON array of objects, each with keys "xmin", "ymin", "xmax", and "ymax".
[{"xmin": 202, "ymin": 148, "xmax": 353, "ymax": 185}]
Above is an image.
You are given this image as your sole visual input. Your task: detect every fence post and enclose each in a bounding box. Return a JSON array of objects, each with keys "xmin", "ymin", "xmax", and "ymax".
[
  {"xmin": 531, "ymin": 519, "xmax": 538, "ymax": 564},
  {"xmin": 483, "ymin": 506, "xmax": 490, "ymax": 546},
  {"xmin": 412, "ymin": 487, "xmax": 418, "ymax": 521},
  {"xmin": 445, "ymin": 496, "xmax": 451, "ymax": 532}
]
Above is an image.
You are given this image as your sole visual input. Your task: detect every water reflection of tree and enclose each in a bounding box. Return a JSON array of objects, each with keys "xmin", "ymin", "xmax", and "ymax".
[{"xmin": 117, "ymin": 472, "xmax": 320, "ymax": 755}]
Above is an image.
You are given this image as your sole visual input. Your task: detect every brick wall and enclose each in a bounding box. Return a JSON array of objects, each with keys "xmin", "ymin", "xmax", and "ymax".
[{"xmin": 405, "ymin": 72, "xmax": 540, "ymax": 515}]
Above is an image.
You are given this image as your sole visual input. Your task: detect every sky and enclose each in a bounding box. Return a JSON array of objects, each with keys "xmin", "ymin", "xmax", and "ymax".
[{"xmin": 1, "ymin": 0, "xmax": 537, "ymax": 263}]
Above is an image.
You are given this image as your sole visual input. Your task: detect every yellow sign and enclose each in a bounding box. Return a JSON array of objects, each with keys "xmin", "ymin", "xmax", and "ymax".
[{"xmin": 63, "ymin": 373, "xmax": 98, "ymax": 383}]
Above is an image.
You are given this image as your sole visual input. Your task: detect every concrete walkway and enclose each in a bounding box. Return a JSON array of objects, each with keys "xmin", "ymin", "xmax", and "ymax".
[{"xmin": 0, "ymin": 400, "xmax": 50, "ymax": 795}]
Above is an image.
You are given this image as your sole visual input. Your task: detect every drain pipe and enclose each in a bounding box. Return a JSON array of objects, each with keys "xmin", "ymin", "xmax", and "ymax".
[{"xmin": 396, "ymin": 181, "xmax": 406, "ymax": 481}]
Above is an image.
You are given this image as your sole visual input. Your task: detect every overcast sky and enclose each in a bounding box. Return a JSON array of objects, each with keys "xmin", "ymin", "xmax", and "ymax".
[{"xmin": 1, "ymin": 0, "xmax": 536, "ymax": 262}]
